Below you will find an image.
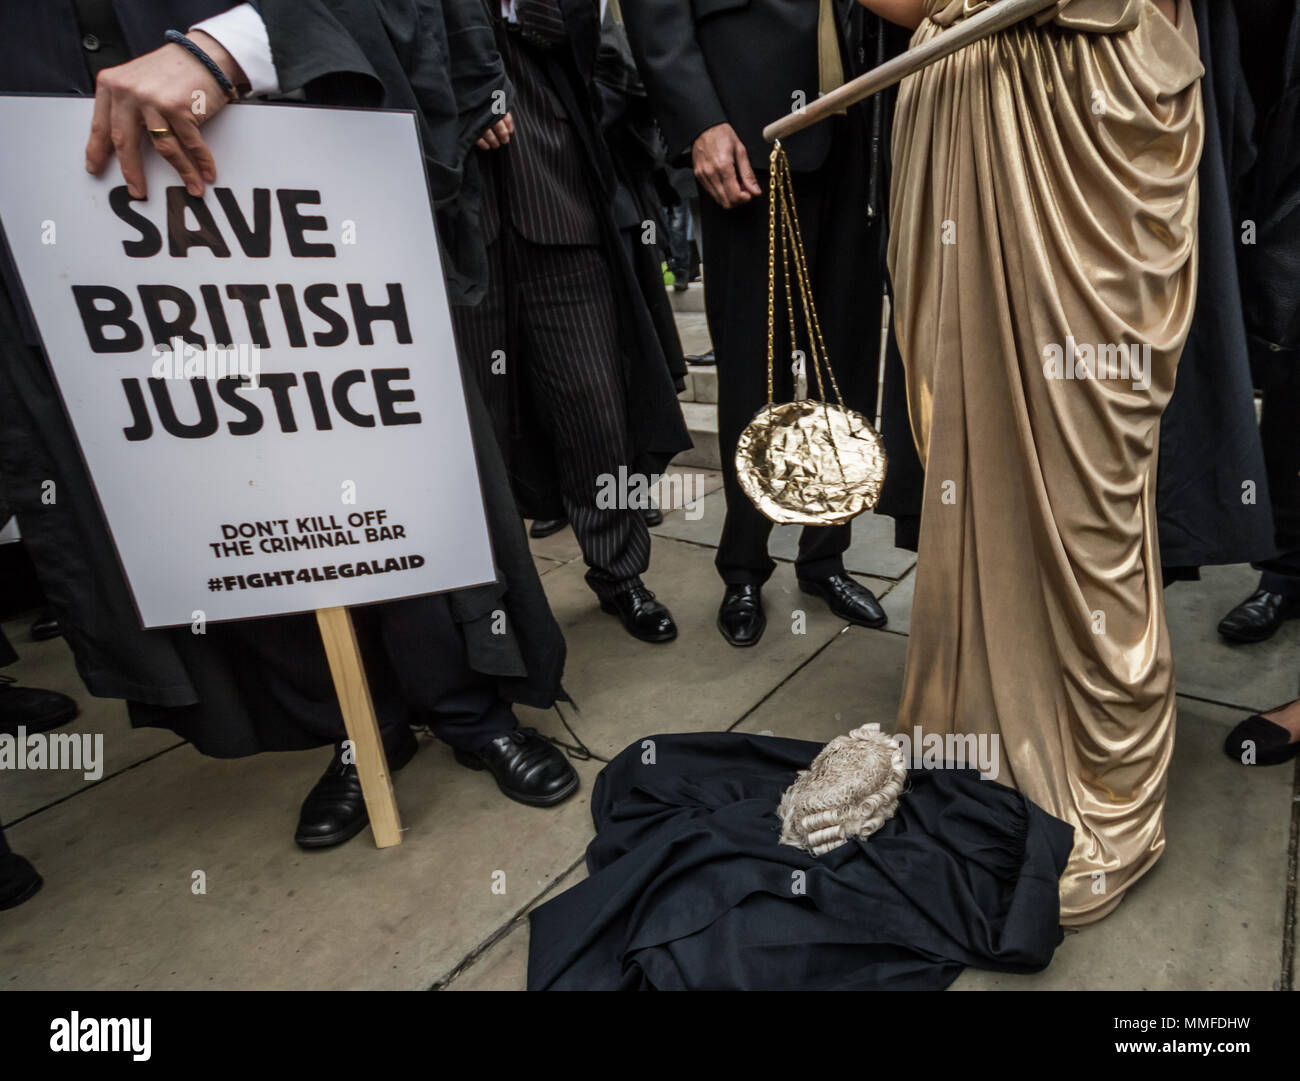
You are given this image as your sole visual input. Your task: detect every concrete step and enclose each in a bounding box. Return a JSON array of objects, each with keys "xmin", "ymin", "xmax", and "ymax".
[
  {"xmin": 668, "ymin": 281, "xmax": 706, "ymax": 313},
  {"xmin": 675, "ymin": 399, "xmax": 720, "ymax": 471},
  {"xmin": 677, "ymin": 362, "xmax": 717, "ymax": 406}
]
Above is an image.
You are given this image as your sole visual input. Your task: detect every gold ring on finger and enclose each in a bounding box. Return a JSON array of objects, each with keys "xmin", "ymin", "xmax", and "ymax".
[{"xmin": 147, "ymin": 127, "xmax": 173, "ymax": 139}]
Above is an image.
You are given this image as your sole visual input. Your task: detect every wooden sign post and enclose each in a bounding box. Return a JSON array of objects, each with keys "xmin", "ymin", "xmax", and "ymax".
[{"xmin": 316, "ymin": 607, "xmax": 402, "ymax": 847}]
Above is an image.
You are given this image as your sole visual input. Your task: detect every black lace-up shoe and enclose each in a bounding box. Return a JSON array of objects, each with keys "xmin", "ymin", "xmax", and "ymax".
[
  {"xmin": 1217, "ymin": 589, "xmax": 1300, "ymax": 644},
  {"xmin": 295, "ymin": 728, "xmax": 419, "ymax": 849},
  {"xmin": 798, "ymin": 573, "xmax": 887, "ymax": 629},
  {"xmin": 718, "ymin": 584, "xmax": 765, "ymax": 647},
  {"xmin": 600, "ymin": 581, "xmax": 677, "ymax": 643},
  {"xmin": 453, "ymin": 728, "xmax": 579, "ymax": 807},
  {"xmin": 0, "ymin": 675, "xmax": 78, "ymax": 738}
]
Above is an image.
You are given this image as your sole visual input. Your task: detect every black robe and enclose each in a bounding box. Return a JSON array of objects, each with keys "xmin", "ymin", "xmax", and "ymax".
[
  {"xmin": 0, "ymin": 0, "xmax": 566, "ymax": 754},
  {"xmin": 528, "ymin": 732, "xmax": 1073, "ymax": 991}
]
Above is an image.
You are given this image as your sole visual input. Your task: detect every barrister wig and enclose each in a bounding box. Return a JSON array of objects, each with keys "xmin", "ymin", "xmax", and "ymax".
[{"xmin": 777, "ymin": 723, "xmax": 908, "ymax": 855}]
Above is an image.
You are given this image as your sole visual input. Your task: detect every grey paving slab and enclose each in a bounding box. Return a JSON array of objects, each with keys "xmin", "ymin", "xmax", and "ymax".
[
  {"xmin": 519, "ymin": 536, "xmax": 886, "ymax": 758},
  {"xmin": 1165, "ymin": 564, "xmax": 1300, "ymax": 712},
  {"xmin": 879, "ymin": 566, "xmax": 916, "ymax": 636},
  {"xmin": 676, "ymin": 401, "xmax": 721, "ymax": 471},
  {"xmin": 675, "ymin": 312, "xmax": 712, "ymax": 357},
  {"xmin": 956, "ymin": 696, "xmax": 1294, "ymax": 990},
  {"xmin": 651, "ymin": 489, "xmax": 917, "ymax": 581},
  {"xmin": 442, "ymin": 862, "xmax": 588, "ymax": 991},
  {"xmin": 443, "ymin": 919, "xmax": 531, "ymax": 991},
  {"xmin": 0, "ymin": 714, "xmax": 602, "ymax": 990},
  {"xmin": 732, "ymin": 626, "xmax": 908, "ymax": 742},
  {"xmin": 689, "ymin": 365, "xmax": 718, "ymax": 404},
  {"xmin": 652, "ymin": 464, "xmax": 722, "ymax": 512},
  {"xmin": 525, "ymin": 522, "xmax": 583, "ymax": 565},
  {"xmin": 668, "ymin": 282, "xmax": 705, "ymax": 313},
  {"xmin": 2, "ymin": 618, "xmax": 181, "ymax": 821}
]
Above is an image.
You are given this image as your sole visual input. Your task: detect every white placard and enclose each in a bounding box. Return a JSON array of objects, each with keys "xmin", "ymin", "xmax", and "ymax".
[{"xmin": 0, "ymin": 97, "xmax": 496, "ymax": 627}]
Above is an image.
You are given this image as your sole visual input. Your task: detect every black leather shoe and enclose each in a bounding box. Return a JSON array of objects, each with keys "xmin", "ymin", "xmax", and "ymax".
[
  {"xmin": 799, "ymin": 573, "xmax": 887, "ymax": 628},
  {"xmin": 1217, "ymin": 589, "xmax": 1300, "ymax": 644},
  {"xmin": 1223, "ymin": 710, "xmax": 1300, "ymax": 767},
  {"xmin": 718, "ymin": 584, "xmax": 765, "ymax": 647},
  {"xmin": 529, "ymin": 517, "xmax": 569, "ymax": 539},
  {"xmin": 685, "ymin": 349, "xmax": 715, "ymax": 365},
  {"xmin": 600, "ymin": 581, "xmax": 677, "ymax": 643},
  {"xmin": 642, "ymin": 506, "xmax": 664, "ymax": 527},
  {"xmin": 294, "ymin": 729, "xmax": 419, "ymax": 849},
  {"xmin": 30, "ymin": 609, "xmax": 61, "ymax": 641},
  {"xmin": 0, "ymin": 675, "xmax": 78, "ymax": 738},
  {"xmin": 453, "ymin": 728, "xmax": 578, "ymax": 807},
  {"xmin": 0, "ymin": 852, "xmax": 42, "ymax": 911}
]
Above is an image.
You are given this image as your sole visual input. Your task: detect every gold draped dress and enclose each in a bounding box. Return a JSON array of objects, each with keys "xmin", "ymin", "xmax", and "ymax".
[{"xmin": 888, "ymin": 0, "xmax": 1203, "ymax": 924}]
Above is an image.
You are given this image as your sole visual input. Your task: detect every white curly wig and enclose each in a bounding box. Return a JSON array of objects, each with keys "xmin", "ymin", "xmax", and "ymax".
[{"xmin": 777, "ymin": 723, "xmax": 909, "ymax": 855}]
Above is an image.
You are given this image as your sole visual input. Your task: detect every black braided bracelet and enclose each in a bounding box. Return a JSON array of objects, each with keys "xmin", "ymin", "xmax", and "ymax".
[{"xmin": 164, "ymin": 29, "xmax": 240, "ymax": 102}]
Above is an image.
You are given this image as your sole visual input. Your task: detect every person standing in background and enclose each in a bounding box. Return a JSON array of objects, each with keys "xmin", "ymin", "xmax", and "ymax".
[
  {"xmin": 451, "ymin": 0, "xmax": 691, "ymax": 645},
  {"xmin": 621, "ymin": 0, "xmax": 892, "ymax": 648}
]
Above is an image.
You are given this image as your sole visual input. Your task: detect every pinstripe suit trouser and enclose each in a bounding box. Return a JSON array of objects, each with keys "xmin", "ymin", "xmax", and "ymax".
[{"xmin": 452, "ymin": 229, "xmax": 652, "ymax": 602}]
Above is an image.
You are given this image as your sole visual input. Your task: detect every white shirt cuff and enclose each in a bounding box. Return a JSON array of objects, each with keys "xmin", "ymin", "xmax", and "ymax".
[{"xmin": 191, "ymin": 4, "xmax": 280, "ymax": 97}]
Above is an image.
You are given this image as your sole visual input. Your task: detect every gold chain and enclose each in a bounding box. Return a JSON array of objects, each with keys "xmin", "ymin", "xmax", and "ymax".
[
  {"xmin": 764, "ymin": 142, "xmax": 847, "ymax": 411},
  {"xmin": 765, "ymin": 142, "xmax": 779, "ymax": 406}
]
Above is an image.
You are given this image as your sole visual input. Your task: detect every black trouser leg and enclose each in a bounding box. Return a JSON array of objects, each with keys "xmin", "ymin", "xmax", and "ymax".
[
  {"xmin": 513, "ymin": 241, "xmax": 650, "ymax": 600},
  {"xmin": 701, "ymin": 137, "xmax": 879, "ymax": 587},
  {"xmin": 373, "ymin": 595, "xmax": 517, "ymax": 752},
  {"xmin": 224, "ymin": 613, "xmax": 412, "ymax": 759},
  {"xmin": 1253, "ymin": 375, "xmax": 1300, "ymax": 593},
  {"xmin": 452, "ymin": 235, "xmax": 650, "ymax": 601}
]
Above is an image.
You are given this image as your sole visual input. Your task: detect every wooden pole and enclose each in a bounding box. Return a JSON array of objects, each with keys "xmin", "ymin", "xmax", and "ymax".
[
  {"xmin": 762, "ymin": 0, "xmax": 1058, "ymax": 144},
  {"xmin": 315, "ymin": 606, "xmax": 403, "ymax": 848}
]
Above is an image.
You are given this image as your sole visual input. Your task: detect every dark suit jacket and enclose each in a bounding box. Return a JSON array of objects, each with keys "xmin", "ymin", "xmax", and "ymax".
[{"xmin": 620, "ymin": 0, "xmax": 864, "ymax": 172}]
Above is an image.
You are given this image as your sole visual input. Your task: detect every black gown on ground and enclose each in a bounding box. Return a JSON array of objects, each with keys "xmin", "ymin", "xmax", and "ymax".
[{"xmin": 527, "ymin": 732, "xmax": 1073, "ymax": 991}]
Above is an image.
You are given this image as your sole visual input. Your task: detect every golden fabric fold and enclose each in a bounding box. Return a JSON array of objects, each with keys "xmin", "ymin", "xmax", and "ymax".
[
  {"xmin": 888, "ymin": 0, "xmax": 1203, "ymax": 924},
  {"xmin": 930, "ymin": 0, "xmax": 1145, "ymax": 33}
]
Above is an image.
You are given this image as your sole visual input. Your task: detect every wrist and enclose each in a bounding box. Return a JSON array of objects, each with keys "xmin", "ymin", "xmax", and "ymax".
[{"xmin": 187, "ymin": 29, "xmax": 249, "ymax": 95}]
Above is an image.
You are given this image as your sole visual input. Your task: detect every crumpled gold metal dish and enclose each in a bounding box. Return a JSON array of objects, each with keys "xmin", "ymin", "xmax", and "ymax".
[{"xmin": 735, "ymin": 399, "xmax": 887, "ymax": 527}]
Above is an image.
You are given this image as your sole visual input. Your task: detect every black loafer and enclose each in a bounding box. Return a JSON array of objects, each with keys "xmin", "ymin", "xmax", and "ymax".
[
  {"xmin": 685, "ymin": 349, "xmax": 715, "ymax": 366},
  {"xmin": 0, "ymin": 852, "xmax": 42, "ymax": 911},
  {"xmin": 529, "ymin": 516, "xmax": 569, "ymax": 539},
  {"xmin": 454, "ymin": 728, "xmax": 579, "ymax": 807},
  {"xmin": 1217, "ymin": 589, "xmax": 1300, "ymax": 644},
  {"xmin": 294, "ymin": 728, "xmax": 419, "ymax": 849},
  {"xmin": 30, "ymin": 609, "xmax": 61, "ymax": 641},
  {"xmin": 0, "ymin": 675, "xmax": 78, "ymax": 738},
  {"xmin": 798, "ymin": 573, "xmax": 887, "ymax": 629},
  {"xmin": 600, "ymin": 580, "xmax": 677, "ymax": 643},
  {"xmin": 642, "ymin": 506, "xmax": 664, "ymax": 527},
  {"xmin": 718, "ymin": 584, "xmax": 765, "ymax": 647},
  {"xmin": 1223, "ymin": 712, "xmax": 1300, "ymax": 767}
]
